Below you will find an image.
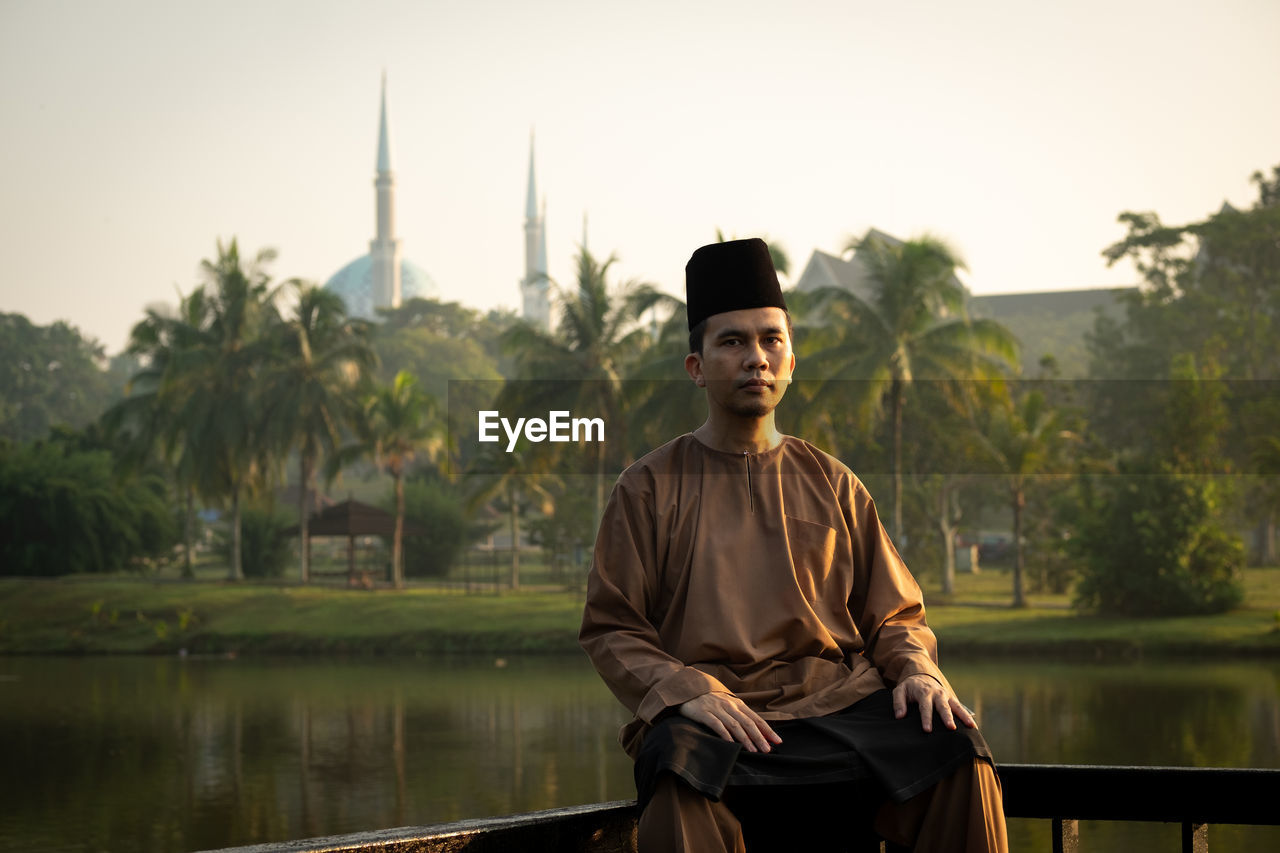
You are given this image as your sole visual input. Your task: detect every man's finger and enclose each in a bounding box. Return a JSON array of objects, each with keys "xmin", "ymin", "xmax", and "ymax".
[
  {"xmin": 720, "ymin": 713, "xmax": 758, "ymax": 752},
  {"xmin": 698, "ymin": 710, "xmax": 734, "ymax": 744},
  {"xmin": 936, "ymin": 696, "xmax": 957, "ymax": 731},
  {"xmin": 952, "ymin": 699, "xmax": 977, "ymax": 729},
  {"xmin": 728, "ymin": 708, "xmax": 774, "ymax": 753},
  {"xmin": 744, "ymin": 709, "xmax": 782, "ymax": 747},
  {"xmin": 892, "ymin": 684, "xmax": 907, "ymax": 719},
  {"xmin": 918, "ymin": 695, "xmax": 933, "ymax": 732}
]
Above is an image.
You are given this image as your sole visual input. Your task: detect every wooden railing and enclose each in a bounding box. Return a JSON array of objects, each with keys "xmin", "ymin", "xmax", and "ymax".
[{"xmin": 200, "ymin": 764, "xmax": 1280, "ymax": 853}]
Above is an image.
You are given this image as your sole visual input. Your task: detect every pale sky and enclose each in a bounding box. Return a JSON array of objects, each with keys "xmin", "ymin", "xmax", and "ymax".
[{"xmin": 2, "ymin": 0, "xmax": 1277, "ymax": 354}]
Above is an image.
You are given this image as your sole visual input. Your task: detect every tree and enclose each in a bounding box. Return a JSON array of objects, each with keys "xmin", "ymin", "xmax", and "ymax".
[
  {"xmin": 500, "ymin": 248, "xmax": 676, "ymax": 525},
  {"xmin": 464, "ymin": 447, "xmax": 556, "ymax": 590},
  {"xmin": 164, "ymin": 239, "xmax": 281, "ymax": 580},
  {"xmin": 397, "ymin": 476, "xmax": 473, "ymax": 578},
  {"xmin": 1072, "ymin": 461, "xmax": 1244, "ymax": 616},
  {"xmin": 976, "ymin": 384, "xmax": 1077, "ymax": 607},
  {"xmin": 0, "ymin": 433, "xmax": 178, "ymax": 576},
  {"xmin": 261, "ymin": 282, "xmax": 376, "ymax": 583},
  {"xmin": 347, "ymin": 371, "xmax": 444, "ymax": 589},
  {"xmin": 1099, "ymin": 165, "xmax": 1280, "ymax": 382},
  {"xmin": 805, "ymin": 234, "xmax": 1019, "ymax": 542},
  {"xmin": 0, "ymin": 313, "xmax": 116, "ymax": 443},
  {"xmin": 108, "ymin": 291, "xmax": 216, "ymax": 577}
]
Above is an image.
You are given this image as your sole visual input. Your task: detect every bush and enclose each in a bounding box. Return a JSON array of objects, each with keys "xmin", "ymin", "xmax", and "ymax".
[
  {"xmin": 1072, "ymin": 462, "xmax": 1244, "ymax": 615},
  {"xmin": 528, "ymin": 483, "xmax": 596, "ymax": 577},
  {"xmin": 0, "ymin": 438, "xmax": 178, "ymax": 575},
  {"xmin": 396, "ymin": 477, "xmax": 471, "ymax": 578},
  {"xmin": 214, "ymin": 500, "xmax": 293, "ymax": 578}
]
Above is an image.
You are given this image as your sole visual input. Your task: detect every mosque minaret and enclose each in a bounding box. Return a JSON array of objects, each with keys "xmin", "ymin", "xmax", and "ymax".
[
  {"xmin": 329, "ymin": 84, "xmax": 556, "ymax": 326},
  {"xmin": 521, "ymin": 132, "xmax": 551, "ymax": 332},
  {"xmin": 325, "ymin": 75, "xmax": 436, "ymax": 319},
  {"xmin": 370, "ymin": 73, "xmax": 402, "ymax": 311}
]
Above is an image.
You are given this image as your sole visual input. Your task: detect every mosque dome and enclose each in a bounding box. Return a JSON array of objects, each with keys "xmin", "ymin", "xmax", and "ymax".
[{"xmin": 324, "ymin": 255, "xmax": 438, "ymax": 320}]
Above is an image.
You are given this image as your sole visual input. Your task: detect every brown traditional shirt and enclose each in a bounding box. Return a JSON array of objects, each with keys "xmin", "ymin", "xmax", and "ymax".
[{"xmin": 579, "ymin": 434, "xmax": 948, "ymax": 750}]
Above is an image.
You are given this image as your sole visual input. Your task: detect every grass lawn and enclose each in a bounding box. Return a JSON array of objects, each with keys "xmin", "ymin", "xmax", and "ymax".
[{"xmin": 1, "ymin": 563, "xmax": 1277, "ymax": 658}]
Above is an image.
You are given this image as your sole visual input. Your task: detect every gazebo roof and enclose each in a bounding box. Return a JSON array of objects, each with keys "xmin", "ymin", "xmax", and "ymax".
[{"xmin": 285, "ymin": 499, "xmax": 424, "ymax": 538}]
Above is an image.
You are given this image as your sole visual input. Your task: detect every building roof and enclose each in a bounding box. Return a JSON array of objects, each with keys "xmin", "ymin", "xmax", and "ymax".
[
  {"xmin": 325, "ymin": 255, "xmax": 438, "ymax": 320},
  {"xmin": 794, "ymin": 228, "xmax": 955, "ymax": 300}
]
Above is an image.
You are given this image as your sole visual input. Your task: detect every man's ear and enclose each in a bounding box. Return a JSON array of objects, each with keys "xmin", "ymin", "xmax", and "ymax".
[{"xmin": 684, "ymin": 352, "xmax": 706, "ymax": 387}]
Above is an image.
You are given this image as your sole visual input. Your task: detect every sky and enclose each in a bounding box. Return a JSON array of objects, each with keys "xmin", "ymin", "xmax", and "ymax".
[{"xmin": 2, "ymin": 0, "xmax": 1278, "ymax": 355}]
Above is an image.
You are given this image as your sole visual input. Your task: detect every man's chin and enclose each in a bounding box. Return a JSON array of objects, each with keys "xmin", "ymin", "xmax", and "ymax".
[{"xmin": 728, "ymin": 399, "xmax": 778, "ymax": 418}]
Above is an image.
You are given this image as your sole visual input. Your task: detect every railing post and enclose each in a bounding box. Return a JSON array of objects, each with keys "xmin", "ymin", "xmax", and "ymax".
[
  {"xmin": 1052, "ymin": 818, "xmax": 1079, "ymax": 853},
  {"xmin": 1182, "ymin": 822, "xmax": 1207, "ymax": 853}
]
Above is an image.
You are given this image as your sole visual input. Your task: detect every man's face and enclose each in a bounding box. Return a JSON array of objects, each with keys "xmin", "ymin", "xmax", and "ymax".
[{"xmin": 684, "ymin": 307, "xmax": 795, "ymax": 419}]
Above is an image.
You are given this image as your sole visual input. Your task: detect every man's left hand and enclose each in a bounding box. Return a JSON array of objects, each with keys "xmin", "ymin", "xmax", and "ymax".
[{"xmin": 892, "ymin": 674, "xmax": 977, "ymax": 733}]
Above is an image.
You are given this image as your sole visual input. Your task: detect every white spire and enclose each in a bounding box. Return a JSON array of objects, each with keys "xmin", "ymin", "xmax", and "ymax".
[
  {"xmin": 371, "ymin": 72, "xmax": 401, "ymax": 311},
  {"xmin": 521, "ymin": 129, "xmax": 550, "ymax": 332},
  {"xmin": 376, "ymin": 71, "xmax": 392, "ymax": 174},
  {"xmin": 525, "ymin": 129, "xmax": 538, "ymax": 221}
]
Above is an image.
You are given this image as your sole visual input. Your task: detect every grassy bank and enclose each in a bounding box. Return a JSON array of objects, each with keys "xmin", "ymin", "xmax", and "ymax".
[{"xmin": 1, "ymin": 568, "xmax": 1278, "ymax": 658}]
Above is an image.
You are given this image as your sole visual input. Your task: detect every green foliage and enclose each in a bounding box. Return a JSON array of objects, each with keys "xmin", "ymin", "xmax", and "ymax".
[
  {"xmin": 342, "ymin": 370, "xmax": 445, "ymax": 588},
  {"xmin": 373, "ymin": 297, "xmax": 506, "ymax": 395},
  {"xmin": 1072, "ymin": 463, "xmax": 1244, "ymax": 616},
  {"xmin": 0, "ymin": 436, "xmax": 178, "ymax": 575},
  {"xmin": 397, "ymin": 477, "xmax": 471, "ymax": 578},
  {"xmin": 111, "ymin": 238, "xmax": 284, "ymax": 581},
  {"xmin": 528, "ymin": 482, "xmax": 596, "ymax": 577},
  {"xmin": 214, "ymin": 500, "xmax": 293, "ymax": 579},
  {"xmin": 0, "ymin": 313, "xmax": 117, "ymax": 443},
  {"xmin": 798, "ymin": 233, "xmax": 1019, "ymax": 541}
]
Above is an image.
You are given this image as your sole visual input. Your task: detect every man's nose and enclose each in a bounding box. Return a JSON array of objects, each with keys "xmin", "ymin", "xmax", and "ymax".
[{"xmin": 743, "ymin": 340, "xmax": 768, "ymax": 368}]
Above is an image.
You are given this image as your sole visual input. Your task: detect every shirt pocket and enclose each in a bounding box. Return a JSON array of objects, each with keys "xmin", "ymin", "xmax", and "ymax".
[{"xmin": 784, "ymin": 514, "xmax": 837, "ymax": 602}]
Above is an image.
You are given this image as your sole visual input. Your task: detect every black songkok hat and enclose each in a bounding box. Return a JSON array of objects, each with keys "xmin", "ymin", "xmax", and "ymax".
[{"xmin": 685, "ymin": 238, "xmax": 787, "ymax": 330}]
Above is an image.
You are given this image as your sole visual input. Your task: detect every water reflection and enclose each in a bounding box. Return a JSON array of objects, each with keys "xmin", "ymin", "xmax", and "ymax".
[{"xmin": 0, "ymin": 656, "xmax": 1276, "ymax": 852}]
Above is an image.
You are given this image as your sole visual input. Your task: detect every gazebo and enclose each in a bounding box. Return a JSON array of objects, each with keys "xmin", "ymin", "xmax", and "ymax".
[{"xmin": 287, "ymin": 499, "xmax": 424, "ymax": 585}]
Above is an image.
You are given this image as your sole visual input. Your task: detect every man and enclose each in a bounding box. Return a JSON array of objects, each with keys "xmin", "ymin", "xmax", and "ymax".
[{"xmin": 580, "ymin": 238, "xmax": 1007, "ymax": 852}]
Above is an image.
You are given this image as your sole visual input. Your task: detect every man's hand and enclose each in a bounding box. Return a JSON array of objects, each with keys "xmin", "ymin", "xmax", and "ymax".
[
  {"xmin": 679, "ymin": 692, "xmax": 783, "ymax": 753},
  {"xmin": 892, "ymin": 674, "xmax": 977, "ymax": 733}
]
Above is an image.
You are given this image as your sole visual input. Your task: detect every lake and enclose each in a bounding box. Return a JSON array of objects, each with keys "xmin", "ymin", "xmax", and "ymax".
[{"xmin": 1, "ymin": 655, "xmax": 1276, "ymax": 852}]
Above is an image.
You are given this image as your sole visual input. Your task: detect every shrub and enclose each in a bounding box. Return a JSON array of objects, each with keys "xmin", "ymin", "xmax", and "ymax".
[
  {"xmin": 1072, "ymin": 462, "xmax": 1244, "ymax": 615},
  {"xmin": 395, "ymin": 477, "xmax": 471, "ymax": 578},
  {"xmin": 0, "ymin": 438, "xmax": 178, "ymax": 575},
  {"xmin": 214, "ymin": 500, "xmax": 293, "ymax": 578}
]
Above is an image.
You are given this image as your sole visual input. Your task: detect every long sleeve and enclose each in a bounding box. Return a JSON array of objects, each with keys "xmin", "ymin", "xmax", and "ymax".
[
  {"xmin": 579, "ymin": 476, "xmax": 730, "ymax": 725},
  {"xmin": 846, "ymin": 480, "xmax": 950, "ymax": 692}
]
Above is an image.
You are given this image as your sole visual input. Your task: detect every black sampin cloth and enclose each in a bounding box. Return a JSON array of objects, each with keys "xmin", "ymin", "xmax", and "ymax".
[{"xmin": 685, "ymin": 238, "xmax": 787, "ymax": 330}]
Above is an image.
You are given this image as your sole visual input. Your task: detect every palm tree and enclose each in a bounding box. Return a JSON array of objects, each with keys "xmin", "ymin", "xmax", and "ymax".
[
  {"xmin": 186, "ymin": 239, "xmax": 281, "ymax": 580},
  {"xmin": 465, "ymin": 447, "xmax": 557, "ymax": 591},
  {"xmin": 106, "ymin": 292, "xmax": 214, "ymax": 577},
  {"xmin": 350, "ymin": 371, "xmax": 443, "ymax": 589},
  {"xmin": 977, "ymin": 386, "xmax": 1076, "ymax": 607},
  {"xmin": 262, "ymin": 282, "xmax": 376, "ymax": 583},
  {"xmin": 501, "ymin": 248, "xmax": 677, "ymax": 525},
  {"xmin": 805, "ymin": 233, "xmax": 1019, "ymax": 543},
  {"xmin": 108, "ymin": 240, "xmax": 280, "ymax": 580}
]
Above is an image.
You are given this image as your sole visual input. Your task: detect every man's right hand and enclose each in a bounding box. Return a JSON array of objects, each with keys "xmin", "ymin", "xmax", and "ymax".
[{"xmin": 679, "ymin": 692, "xmax": 782, "ymax": 753}]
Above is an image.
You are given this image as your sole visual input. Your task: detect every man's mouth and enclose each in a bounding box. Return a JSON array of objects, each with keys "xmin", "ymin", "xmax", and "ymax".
[{"xmin": 740, "ymin": 378, "xmax": 771, "ymax": 390}]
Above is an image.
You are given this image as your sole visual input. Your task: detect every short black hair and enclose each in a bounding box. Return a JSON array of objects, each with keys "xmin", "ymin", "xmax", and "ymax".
[{"xmin": 688, "ymin": 311, "xmax": 794, "ymax": 356}]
